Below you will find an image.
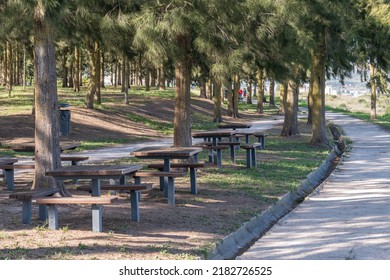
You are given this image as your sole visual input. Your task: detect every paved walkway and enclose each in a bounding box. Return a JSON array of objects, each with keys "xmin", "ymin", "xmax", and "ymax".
[
  {"xmin": 238, "ymin": 112, "xmax": 390, "ymax": 260},
  {"xmin": 16, "ymin": 116, "xmax": 283, "ymax": 166}
]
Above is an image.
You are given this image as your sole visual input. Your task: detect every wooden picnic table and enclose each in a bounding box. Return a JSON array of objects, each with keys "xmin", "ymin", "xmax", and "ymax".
[
  {"xmin": 0, "ymin": 158, "xmax": 18, "ymax": 191},
  {"xmin": 9, "ymin": 141, "xmax": 80, "ymax": 153},
  {"xmin": 46, "ymin": 164, "xmax": 143, "ymax": 232},
  {"xmin": 132, "ymin": 146, "xmax": 202, "ymax": 205},
  {"xmin": 192, "ymin": 129, "xmax": 236, "ymax": 167}
]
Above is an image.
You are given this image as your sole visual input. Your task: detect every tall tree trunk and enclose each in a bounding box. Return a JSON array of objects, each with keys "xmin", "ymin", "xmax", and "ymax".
[
  {"xmin": 123, "ymin": 53, "xmax": 129, "ymax": 104},
  {"xmin": 206, "ymin": 79, "xmax": 212, "ymax": 100},
  {"xmin": 158, "ymin": 66, "xmax": 165, "ymax": 90},
  {"xmin": 95, "ymin": 44, "xmax": 101, "ymax": 104},
  {"xmin": 100, "ymin": 51, "xmax": 105, "ymax": 88},
  {"xmin": 279, "ymin": 82, "xmax": 287, "ymax": 114},
  {"xmin": 121, "ymin": 54, "xmax": 126, "ymax": 93},
  {"xmin": 199, "ymin": 77, "xmax": 207, "ymax": 99},
  {"xmin": 145, "ymin": 60, "xmax": 150, "ymax": 91},
  {"xmin": 85, "ymin": 41, "xmax": 98, "ymax": 108},
  {"xmin": 213, "ymin": 79, "xmax": 222, "ymax": 123},
  {"xmin": 6, "ymin": 42, "xmax": 13, "ymax": 97},
  {"xmin": 233, "ymin": 74, "xmax": 240, "ymax": 118},
  {"xmin": 23, "ymin": 45, "xmax": 26, "ymax": 89},
  {"xmin": 256, "ymin": 67, "xmax": 264, "ymax": 114},
  {"xmin": 281, "ymin": 79, "xmax": 299, "ymax": 136},
  {"xmin": 307, "ymin": 65, "xmax": 314, "ymax": 124},
  {"xmin": 269, "ymin": 77, "xmax": 275, "ymax": 106},
  {"xmin": 73, "ymin": 46, "xmax": 80, "ymax": 92},
  {"xmin": 79, "ymin": 48, "xmax": 83, "ymax": 86},
  {"xmin": 33, "ymin": 2, "xmax": 64, "ymax": 194},
  {"xmin": 61, "ymin": 48, "xmax": 68, "ymax": 87},
  {"xmin": 173, "ymin": 34, "xmax": 192, "ymax": 147},
  {"xmin": 309, "ymin": 31, "xmax": 328, "ymax": 146},
  {"xmin": 370, "ymin": 63, "xmax": 376, "ymax": 120},
  {"xmin": 227, "ymin": 78, "xmax": 233, "ymax": 117},
  {"xmin": 247, "ymin": 80, "xmax": 252, "ymax": 104},
  {"xmin": 151, "ymin": 67, "xmax": 157, "ymax": 87}
]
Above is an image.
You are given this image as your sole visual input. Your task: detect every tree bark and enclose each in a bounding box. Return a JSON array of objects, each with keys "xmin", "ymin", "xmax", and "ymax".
[
  {"xmin": 370, "ymin": 63, "xmax": 376, "ymax": 120},
  {"xmin": 85, "ymin": 41, "xmax": 99, "ymax": 108},
  {"xmin": 6, "ymin": 42, "xmax": 13, "ymax": 97},
  {"xmin": 247, "ymin": 80, "xmax": 252, "ymax": 104},
  {"xmin": 213, "ymin": 79, "xmax": 222, "ymax": 123},
  {"xmin": 122, "ymin": 53, "xmax": 129, "ymax": 104},
  {"xmin": 33, "ymin": 2, "xmax": 65, "ymax": 194},
  {"xmin": 61, "ymin": 48, "xmax": 68, "ymax": 87},
  {"xmin": 256, "ymin": 67, "xmax": 264, "ymax": 114},
  {"xmin": 233, "ymin": 74, "xmax": 239, "ymax": 118},
  {"xmin": 158, "ymin": 65, "xmax": 165, "ymax": 90},
  {"xmin": 269, "ymin": 77, "xmax": 275, "ymax": 106},
  {"xmin": 281, "ymin": 79, "xmax": 299, "ymax": 136},
  {"xmin": 279, "ymin": 82, "xmax": 287, "ymax": 114},
  {"xmin": 309, "ymin": 32, "xmax": 328, "ymax": 146},
  {"xmin": 173, "ymin": 34, "xmax": 192, "ymax": 147},
  {"xmin": 73, "ymin": 46, "xmax": 80, "ymax": 92}
]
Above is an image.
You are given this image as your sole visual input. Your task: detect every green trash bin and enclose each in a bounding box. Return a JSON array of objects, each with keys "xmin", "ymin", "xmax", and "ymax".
[{"xmin": 59, "ymin": 103, "xmax": 70, "ymax": 136}]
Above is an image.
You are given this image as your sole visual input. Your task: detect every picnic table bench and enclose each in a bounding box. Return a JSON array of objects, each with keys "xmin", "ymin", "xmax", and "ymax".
[
  {"xmin": 241, "ymin": 143, "xmax": 262, "ymax": 168},
  {"xmin": 77, "ymin": 183, "xmax": 152, "ymax": 222},
  {"xmin": 35, "ymin": 196, "xmax": 117, "ymax": 232},
  {"xmin": 9, "ymin": 188, "xmax": 60, "ymax": 224},
  {"xmin": 132, "ymin": 146, "xmax": 202, "ymax": 206},
  {"xmin": 147, "ymin": 162, "xmax": 205, "ymax": 194},
  {"xmin": 46, "ymin": 164, "xmax": 143, "ymax": 231}
]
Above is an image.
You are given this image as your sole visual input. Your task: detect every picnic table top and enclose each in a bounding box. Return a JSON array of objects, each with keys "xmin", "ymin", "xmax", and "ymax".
[
  {"xmin": 132, "ymin": 146, "xmax": 202, "ymax": 159},
  {"xmin": 9, "ymin": 141, "xmax": 80, "ymax": 153},
  {"xmin": 46, "ymin": 164, "xmax": 143, "ymax": 178},
  {"xmin": 234, "ymin": 129, "xmax": 260, "ymax": 135},
  {"xmin": 192, "ymin": 129, "xmax": 236, "ymax": 138},
  {"xmin": 217, "ymin": 123, "xmax": 252, "ymax": 129},
  {"xmin": 0, "ymin": 158, "xmax": 18, "ymax": 165}
]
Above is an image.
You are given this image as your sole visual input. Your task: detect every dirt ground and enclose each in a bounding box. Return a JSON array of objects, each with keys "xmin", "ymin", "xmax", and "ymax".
[{"xmin": 0, "ymin": 94, "xmax": 275, "ymax": 260}]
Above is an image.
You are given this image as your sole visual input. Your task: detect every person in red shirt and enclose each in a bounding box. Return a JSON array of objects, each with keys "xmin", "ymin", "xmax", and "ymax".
[{"xmin": 238, "ymin": 89, "xmax": 243, "ymax": 101}]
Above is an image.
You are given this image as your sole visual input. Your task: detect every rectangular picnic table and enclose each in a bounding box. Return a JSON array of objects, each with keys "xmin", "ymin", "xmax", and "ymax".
[
  {"xmin": 131, "ymin": 146, "xmax": 202, "ymax": 205},
  {"xmin": 46, "ymin": 164, "xmax": 143, "ymax": 232},
  {"xmin": 9, "ymin": 141, "xmax": 80, "ymax": 153},
  {"xmin": 192, "ymin": 129, "xmax": 236, "ymax": 167},
  {"xmin": 0, "ymin": 158, "xmax": 18, "ymax": 191}
]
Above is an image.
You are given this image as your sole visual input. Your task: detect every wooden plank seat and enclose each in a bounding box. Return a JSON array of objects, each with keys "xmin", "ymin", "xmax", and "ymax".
[
  {"xmin": 133, "ymin": 171, "xmax": 186, "ymax": 207},
  {"xmin": 241, "ymin": 143, "xmax": 262, "ymax": 168},
  {"xmin": 77, "ymin": 184, "xmax": 152, "ymax": 222},
  {"xmin": 253, "ymin": 132, "xmax": 268, "ymax": 149},
  {"xmin": 9, "ymin": 188, "xmax": 61, "ymax": 224},
  {"xmin": 147, "ymin": 162, "xmax": 205, "ymax": 195},
  {"xmin": 217, "ymin": 142, "xmax": 241, "ymax": 163},
  {"xmin": 35, "ymin": 196, "xmax": 117, "ymax": 232}
]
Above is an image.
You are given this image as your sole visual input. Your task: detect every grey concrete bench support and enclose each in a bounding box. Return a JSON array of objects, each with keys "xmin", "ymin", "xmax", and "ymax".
[
  {"xmin": 77, "ymin": 184, "xmax": 152, "ymax": 222},
  {"xmin": 35, "ymin": 196, "xmax": 117, "ymax": 232},
  {"xmin": 241, "ymin": 143, "xmax": 262, "ymax": 168},
  {"xmin": 133, "ymin": 171, "xmax": 186, "ymax": 207},
  {"xmin": 9, "ymin": 188, "xmax": 60, "ymax": 224}
]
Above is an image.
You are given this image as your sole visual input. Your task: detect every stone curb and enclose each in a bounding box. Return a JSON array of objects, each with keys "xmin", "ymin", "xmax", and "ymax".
[{"xmin": 208, "ymin": 125, "xmax": 347, "ymax": 260}]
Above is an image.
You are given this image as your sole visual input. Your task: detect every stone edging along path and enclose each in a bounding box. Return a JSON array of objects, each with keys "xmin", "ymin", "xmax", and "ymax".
[{"xmin": 208, "ymin": 122, "xmax": 347, "ymax": 260}]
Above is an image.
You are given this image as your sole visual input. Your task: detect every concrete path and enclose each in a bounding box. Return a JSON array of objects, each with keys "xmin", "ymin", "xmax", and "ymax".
[
  {"xmin": 16, "ymin": 116, "xmax": 283, "ymax": 166},
  {"xmin": 238, "ymin": 112, "xmax": 390, "ymax": 260}
]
